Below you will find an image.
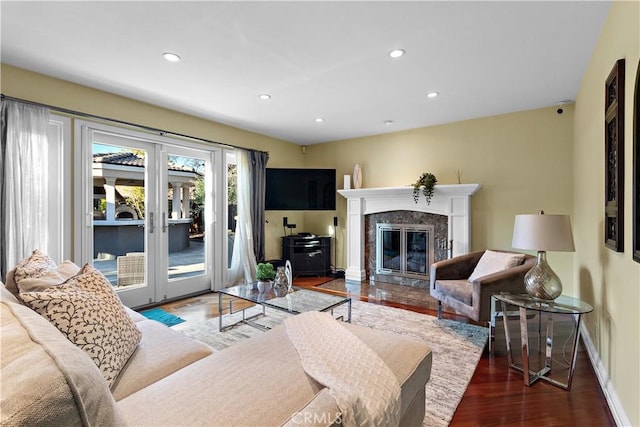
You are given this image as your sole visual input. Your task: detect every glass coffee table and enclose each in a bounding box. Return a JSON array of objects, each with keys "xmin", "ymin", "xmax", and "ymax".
[{"xmin": 218, "ymin": 284, "xmax": 351, "ymax": 331}]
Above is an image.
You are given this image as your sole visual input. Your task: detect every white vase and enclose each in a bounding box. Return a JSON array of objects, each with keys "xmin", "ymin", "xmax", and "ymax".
[
  {"xmin": 353, "ymin": 164, "xmax": 362, "ymax": 189},
  {"xmin": 257, "ymin": 280, "xmax": 271, "ymax": 293}
]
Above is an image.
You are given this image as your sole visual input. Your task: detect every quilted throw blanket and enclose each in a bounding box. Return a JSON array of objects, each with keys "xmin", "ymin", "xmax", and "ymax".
[{"xmin": 284, "ymin": 311, "xmax": 401, "ymax": 427}]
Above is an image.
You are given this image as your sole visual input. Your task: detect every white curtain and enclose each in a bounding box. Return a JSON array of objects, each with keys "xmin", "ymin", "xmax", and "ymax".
[
  {"xmin": 226, "ymin": 149, "xmax": 257, "ymax": 286},
  {"xmin": 0, "ymin": 100, "xmax": 50, "ymax": 279}
]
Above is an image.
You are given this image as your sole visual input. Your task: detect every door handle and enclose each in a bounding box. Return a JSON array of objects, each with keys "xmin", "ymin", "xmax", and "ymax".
[
  {"xmin": 162, "ymin": 212, "xmax": 168, "ymax": 233},
  {"xmin": 149, "ymin": 212, "xmax": 155, "ymax": 234}
]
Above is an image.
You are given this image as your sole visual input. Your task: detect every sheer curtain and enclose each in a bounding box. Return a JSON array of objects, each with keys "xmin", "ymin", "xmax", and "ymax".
[
  {"xmin": 226, "ymin": 149, "xmax": 257, "ymax": 286},
  {"xmin": 0, "ymin": 100, "xmax": 51, "ymax": 280}
]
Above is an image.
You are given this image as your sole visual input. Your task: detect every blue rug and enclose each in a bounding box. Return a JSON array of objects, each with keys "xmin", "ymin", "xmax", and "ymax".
[{"xmin": 140, "ymin": 308, "xmax": 185, "ymax": 327}]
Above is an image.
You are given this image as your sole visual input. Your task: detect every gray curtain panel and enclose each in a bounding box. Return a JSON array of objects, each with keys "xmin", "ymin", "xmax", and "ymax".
[{"xmin": 248, "ymin": 150, "xmax": 269, "ymax": 262}]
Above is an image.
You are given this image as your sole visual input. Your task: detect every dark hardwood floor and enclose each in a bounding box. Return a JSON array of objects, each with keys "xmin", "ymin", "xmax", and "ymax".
[{"xmin": 160, "ymin": 278, "xmax": 615, "ymax": 426}]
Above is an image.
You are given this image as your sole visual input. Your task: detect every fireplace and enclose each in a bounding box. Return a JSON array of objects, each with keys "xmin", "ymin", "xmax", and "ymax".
[
  {"xmin": 377, "ymin": 223, "xmax": 434, "ymax": 277},
  {"xmin": 367, "ymin": 212, "xmax": 447, "ymax": 288},
  {"xmin": 375, "ymin": 222, "xmax": 434, "ymax": 283},
  {"xmin": 338, "ymin": 184, "xmax": 481, "ymax": 283}
]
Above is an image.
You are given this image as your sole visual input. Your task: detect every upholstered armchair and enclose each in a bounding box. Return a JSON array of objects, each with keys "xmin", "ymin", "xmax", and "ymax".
[{"xmin": 430, "ymin": 250, "xmax": 535, "ymax": 323}]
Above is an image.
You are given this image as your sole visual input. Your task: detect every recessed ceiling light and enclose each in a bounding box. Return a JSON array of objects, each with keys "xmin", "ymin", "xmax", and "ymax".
[
  {"xmin": 389, "ymin": 49, "xmax": 406, "ymax": 58},
  {"xmin": 426, "ymin": 91, "xmax": 439, "ymax": 98},
  {"xmin": 162, "ymin": 52, "xmax": 181, "ymax": 62},
  {"xmin": 258, "ymin": 94, "xmax": 271, "ymax": 100},
  {"xmin": 384, "ymin": 120, "xmax": 394, "ymax": 125},
  {"xmin": 315, "ymin": 118, "xmax": 324, "ymax": 123}
]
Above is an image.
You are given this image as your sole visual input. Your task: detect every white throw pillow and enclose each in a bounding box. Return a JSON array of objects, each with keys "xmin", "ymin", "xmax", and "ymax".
[
  {"xmin": 19, "ymin": 264, "xmax": 142, "ymax": 386},
  {"xmin": 5, "ymin": 249, "xmax": 58, "ymax": 296},
  {"xmin": 468, "ymin": 250, "xmax": 525, "ymax": 283},
  {"xmin": 16, "ymin": 260, "xmax": 81, "ymax": 293}
]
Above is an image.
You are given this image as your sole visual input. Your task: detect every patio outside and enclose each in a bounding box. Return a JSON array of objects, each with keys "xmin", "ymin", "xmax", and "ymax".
[{"xmin": 94, "ymin": 239, "xmax": 206, "ymax": 286}]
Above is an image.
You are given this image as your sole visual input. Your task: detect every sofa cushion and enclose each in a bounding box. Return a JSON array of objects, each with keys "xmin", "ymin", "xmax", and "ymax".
[
  {"xmin": 468, "ymin": 250, "xmax": 525, "ymax": 283},
  {"xmin": 111, "ymin": 319, "xmax": 212, "ymax": 400},
  {"xmin": 1, "ymin": 281, "xmax": 21, "ymax": 304},
  {"xmin": 117, "ymin": 324, "xmax": 325, "ymax": 426},
  {"xmin": 19, "ymin": 264, "xmax": 142, "ymax": 387},
  {"xmin": 0, "ymin": 300, "xmax": 127, "ymax": 426}
]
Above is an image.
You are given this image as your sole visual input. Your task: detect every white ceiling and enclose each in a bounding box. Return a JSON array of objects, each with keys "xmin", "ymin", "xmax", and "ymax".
[{"xmin": 1, "ymin": 1, "xmax": 610, "ymax": 145}]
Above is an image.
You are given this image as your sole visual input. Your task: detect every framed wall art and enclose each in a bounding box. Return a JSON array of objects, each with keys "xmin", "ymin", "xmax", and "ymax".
[
  {"xmin": 604, "ymin": 58, "xmax": 625, "ymax": 252},
  {"xmin": 633, "ymin": 59, "xmax": 640, "ymax": 263}
]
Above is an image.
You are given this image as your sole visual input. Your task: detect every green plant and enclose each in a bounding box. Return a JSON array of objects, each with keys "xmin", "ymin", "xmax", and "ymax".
[
  {"xmin": 256, "ymin": 262, "xmax": 276, "ymax": 281},
  {"xmin": 412, "ymin": 172, "xmax": 438, "ymax": 205}
]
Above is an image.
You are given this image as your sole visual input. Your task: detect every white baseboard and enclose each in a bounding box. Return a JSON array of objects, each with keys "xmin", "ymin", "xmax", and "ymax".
[{"xmin": 579, "ymin": 323, "xmax": 632, "ymax": 426}]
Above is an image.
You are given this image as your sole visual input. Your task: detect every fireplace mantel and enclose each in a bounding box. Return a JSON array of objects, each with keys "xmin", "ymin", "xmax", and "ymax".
[{"xmin": 337, "ymin": 184, "xmax": 481, "ymax": 283}]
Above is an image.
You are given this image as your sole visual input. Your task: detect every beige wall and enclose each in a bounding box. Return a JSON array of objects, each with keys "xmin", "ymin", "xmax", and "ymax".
[
  {"xmin": 305, "ymin": 106, "xmax": 575, "ymax": 284},
  {"xmin": 573, "ymin": 1, "xmax": 640, "ymax": 424}
]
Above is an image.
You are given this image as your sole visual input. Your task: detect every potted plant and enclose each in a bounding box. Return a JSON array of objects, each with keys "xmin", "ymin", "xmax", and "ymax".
[
  {"xmin": 412, "ymin": 172, "xmax": 438, "ymax": 205},
  {"xmin": 256, "ymin": 262, "xmax": 276, "ymax": 292}
]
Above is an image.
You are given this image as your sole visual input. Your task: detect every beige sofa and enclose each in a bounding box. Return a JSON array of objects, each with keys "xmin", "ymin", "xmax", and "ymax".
[{"xmin": 1, "ymin": 281, "xmax": 432, "ymax": 426}]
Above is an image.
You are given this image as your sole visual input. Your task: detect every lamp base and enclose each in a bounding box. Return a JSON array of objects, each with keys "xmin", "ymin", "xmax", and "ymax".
[{"xmin": 524, "ymin": 251, "xmax": 562, "ymax": 300}]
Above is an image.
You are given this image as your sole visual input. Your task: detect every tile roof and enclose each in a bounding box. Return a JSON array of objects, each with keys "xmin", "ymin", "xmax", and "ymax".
[
  {"xmin": 93, "ymin": 152, "xmax": 144, "ymax": 167},
  {"xmin": 93, "ymin": 152, "xmax": 202, "ymax": 174}
]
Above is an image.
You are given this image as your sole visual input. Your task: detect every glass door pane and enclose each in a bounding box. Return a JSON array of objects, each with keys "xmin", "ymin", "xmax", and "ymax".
[
  {"xmin": 226, "ymin": 153, "xmax": 237, "ymax": 268},
  {"xmin": 90, "ymin": 136, "xmax": 156, "ymax": 307},
  {"xmin": 161, "ymin": 146, "xmax": 211, "ymax": 300},
  {"xmin": 379, "ymin": 227, "xmax": 401, "ymax": 272},
  {"xmin": 406, "ymin": 230, "xmax": 428, "ymax": 274}
]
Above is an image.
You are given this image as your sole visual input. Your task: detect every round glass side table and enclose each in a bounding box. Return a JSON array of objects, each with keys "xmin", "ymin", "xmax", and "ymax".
[{"xmin": 492, "ymin": 293, "xmax": 593, "ymax": 390}]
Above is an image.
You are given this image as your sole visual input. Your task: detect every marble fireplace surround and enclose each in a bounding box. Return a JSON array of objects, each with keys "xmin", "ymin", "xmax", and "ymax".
[{"xmin": 337, "ymin": 184, "xmax": 481, "ymax": 283}]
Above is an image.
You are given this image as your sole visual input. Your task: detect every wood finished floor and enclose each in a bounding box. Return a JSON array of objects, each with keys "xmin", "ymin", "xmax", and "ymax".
[{"xmin": 160, "ymin": 279, "xmax": 615, "ymax": 426}]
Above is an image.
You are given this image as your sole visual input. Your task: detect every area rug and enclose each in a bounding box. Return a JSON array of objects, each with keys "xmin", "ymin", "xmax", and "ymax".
[
  {"xmin": 179, "ymin": 300, "xmax": 487, "ymax": 426},
  {"xmin": 140, "ymin": 307, "xmax": 185, "ymax": 327}
]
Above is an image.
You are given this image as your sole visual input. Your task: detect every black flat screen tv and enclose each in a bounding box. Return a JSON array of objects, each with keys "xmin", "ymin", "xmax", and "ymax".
[{"xmin": 265, "ymin": 168, "xmax": 336, "ymax": 211}]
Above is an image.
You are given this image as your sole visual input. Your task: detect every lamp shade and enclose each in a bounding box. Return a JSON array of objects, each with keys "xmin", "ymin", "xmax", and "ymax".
[{"xmin": 512, "ymin": 213, "xmax": 575, "ymax": 252}]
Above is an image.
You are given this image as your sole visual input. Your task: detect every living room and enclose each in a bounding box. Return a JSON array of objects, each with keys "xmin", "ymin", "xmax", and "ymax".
[{"xmin": 1, "ymin": 1, "xmax": 639, "ymax": 426}]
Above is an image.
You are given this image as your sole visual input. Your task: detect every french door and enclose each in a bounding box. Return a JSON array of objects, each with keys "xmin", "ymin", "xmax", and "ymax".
[{"xmin": 77, "ymin": 123, "xmax": 215, "ymax": 308}]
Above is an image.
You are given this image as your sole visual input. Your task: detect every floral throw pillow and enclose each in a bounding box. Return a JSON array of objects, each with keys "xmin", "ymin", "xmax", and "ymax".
[{"xmin": 19, "ymin": 264, "xmax": 142, "ymax": 387}]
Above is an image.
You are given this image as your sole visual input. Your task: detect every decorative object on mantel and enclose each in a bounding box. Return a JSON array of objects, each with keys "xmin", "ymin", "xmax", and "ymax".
[
  {"xmin": 456, "ymin": 170, "xmax": 462, "ymax": 184},
  {"xmin": 512, "ymin": 211, "xmax": 575, "ymax": 300},
  {"xmin": 343, "ymin": 174, "xmax": 351, "ymax": 189},
  {"xmin": 353, "ymin": 164, "xmax": 363, "ymax": 189},
  {"xmin": 605, "ymin": 58, "xmax": 625, "ymax": 252},
  {"xmin": 256, "ymin": 262, "xmax": 275, "ymax": 293},
  {"xmin": 412, "ymin": 172, "xmax": 438, "ymax": 204},
  {"xmin": 633, "ymin": 59, "xmax": 640, "ymax": 263}
]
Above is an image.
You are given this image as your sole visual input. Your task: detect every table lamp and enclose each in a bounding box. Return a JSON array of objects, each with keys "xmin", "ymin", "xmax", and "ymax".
[{"xmin": 512, "ymin": 211, "xmax": 575, "ymax": 300}]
